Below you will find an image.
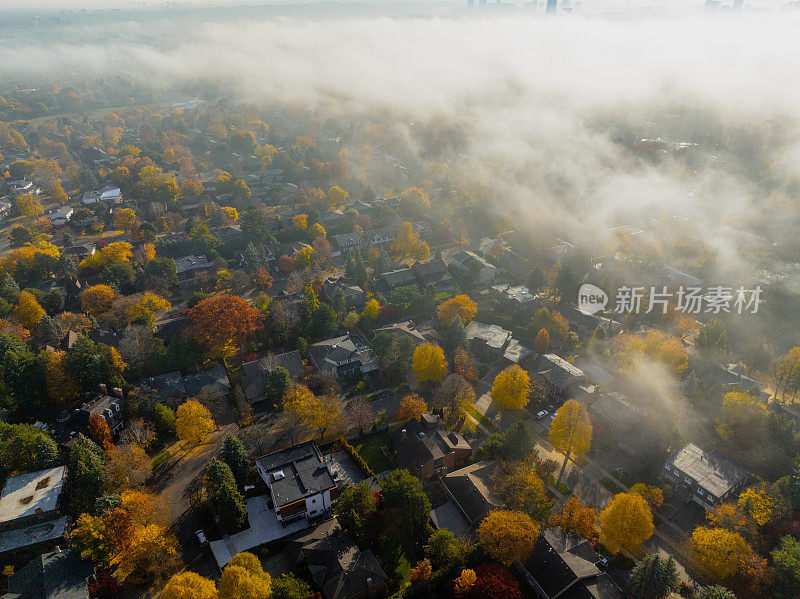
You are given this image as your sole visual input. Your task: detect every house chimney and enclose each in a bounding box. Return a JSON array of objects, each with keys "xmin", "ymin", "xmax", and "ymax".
[
  {"xmin": 112, "ymin": 387, "xmax": 123, "ymax": 399},
  {"xmin": 99, "ymin": 383, "xmax": 108, "ymax": 395},
  {"xmin": 401, "ymin": 429, "xmax": 407, "ymax": 439}
]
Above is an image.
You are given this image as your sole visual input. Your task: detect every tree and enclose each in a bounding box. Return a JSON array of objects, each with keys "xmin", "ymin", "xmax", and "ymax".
[
  {"xmin": 690, "ymin": 526, "xmax": 750, "ymax": 580},
  {"xmin": 441, "ymin": 316, "xmax": 467, "ymax": 356},
  {"xmin": 630, "ymin": 483, "xmax": 665, "ymax": 509},
  {"xmin": 695, "ymin": 587, "xmax": 736, "ymax": 599},
  {"xmin": 80, "ymin": 284, "xmax": 116, "ymax": 317},
  {"xmin": 65, "ymin": 335, "xmax": 126, "ymax": 393},
  {"xmin": 362, "ymin": 298, "xmax": 380, "ymax": 321},
  {"xmin": 478, "ymin": 509, "xmax": 539, "ymax": 565},
  {"xmin": 190, "ymin": 294, "xmax": 263, "ymax": 359},
  {"xmin": 454, "ymin": 569, "xmax": 477, "ymax": 596},
  {"xmin": 467, "ymin": 562, "xmax": 521, "ymax": 599},
  {"xmin": 88, "ymin": 414, "xmax": 113, "ymax": 447},
  {"xmin": 409, "ymin": 558, "xmax": 433, "ymax": 583},
  {"xmin": 771, "ymin": 535, "xmax": 800, "ymax": 598},
  {"xmin": 112, "ymin": 523, "xmax": 182, "ymax": 585},
  {"xmin": 15, "ymin": 290, "xmax": 44, "ymax": 330},
  {"xmin": 490, "ymin": 462, "xmax": 552, "ymax": 520},
  {"xmin": 15, "ymin": 193, "xmax": 43, "ymax": 218},
  {"xmin": 326, "ymin": 185, "xmax": 348, "ymax": 208},
  {"xmin": 121, "ymin": 418, "xmax": 155, "ymax": 449},
  {"xmin": 175, "ymin": 400, "xmax": 215, "ymax": 446},
  {"xmin": 285, "ymin": 387, "xmax": 341, "ymax": 440},
  {"xmin": 381, "ymin": 469, "xmax": 432, "ymax": 536},
  {"xmin": 272, "ymin": 573, "xmax": 312, "ymax": 599},
  {"xmin": 491, "ymin": 365, "xmax": 530, "ymax": 410},
  {"xmin": 426, "ymin": 528, "xmax": 463, "ymax": 570},
  {"xmin": 119, "ymin": 325, "xmax": 163, "ymax": 375},
  {"xmin": 68, "ymin": 434, "xmax": 105, "ymax": 515},
  {"xmin": 412, "ymin": 343, "xmax": 447, "ymax": 383},
  {"xmin": 397, "ymin": 394, "xmax": 428, "ymax": 423},
  {"xmin": 549, "ymin": 495, "xmax": 597, "ymax": 539},
  {"xmin": 391, "ymin": 222, "xmax": 430, "ymax": 261},
  {"xmin": 218, "ymin": 551, "xmax": 271, "ymax": 599},
  {"xmin": 214, "ymin": 480, "xmax": 248, "ymax": 532},
  {"xmin": 453, "ymin": 348, "xmax": 477, "ymax": 380},
  {"xmin": 153, "ymin": 403, "xmax": 176, "ymax": 437},
  {"xmin": 161, "ymin": 572, "xmax": 217, "ymax": 599},
  {"xmin": 613, "ymin": 330, "xmax": 687, "ymax": 376},
  {"xmin": 695, "ymin": 318, "xmax": 727, "ymax": 357},
  {"xmin": 549, "ymin": 399, "xmax": 592, "ymax": 484},
  {"xmin": 347, "ymin": 396, "xmax": 375, "ymax": 433},
  {"xmin": 437, "ymin": 295, "xmax": 477, "ymax": 327},
  {"xmin": 265, "ymin": 367, "xmax": 291, "ymax": 404},
  {"xmin": 716, "ymin": 391, "xmax": 768, "ymax": 447},
  {"xmin": 114, "ymin": 208, "xmax": 137, "ymax": 232},
  {"xmin": 104, "ymin": 444, "xmax": 152, "ymax": 492},
  {"xmin": 533, "ymin": 328, "xmax": 549, "ymax": 354},
  {"xmin": 221, "ymin": 434, "xmax": 250, "ymax": 488},
  {"xmin": 334, "ymin": 480, "xmax": 378, "ymax": 542},
  {"xmin": 625, "ymin": 555, "xmax": 679, "ymax": 599},
  {"xmin": 598, "ymin": 492, "xmax": 654, "ymax": 554},
  {"xmin": 528, "ymin": 266, "xmax": 546, "ymax": 291},
  {"xmin": 433, "ymin": 374, "xmax": 474, "ymax": 426}
]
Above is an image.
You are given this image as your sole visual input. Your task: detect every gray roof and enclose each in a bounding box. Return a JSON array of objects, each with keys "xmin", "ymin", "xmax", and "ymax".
[
  {"xmin": 0, "ymin": 516, "xmax": 68, "ymax": 555},
  {"xmin": 378, "ymin": 268, "xmax": 416, "ymax": 287},
  {"xmin": 309, "ymin": 334, "xmax": 375, "ymax": 373},
  {"xmin": 529, "ymin": 353, "xmax": 585, "ymax": 391},
  {"xmin": 5, "ymin": 548, "xmax": 91, "ymax": 599},
  {"xmin": 295, "ymin": 519, "xmax": 387, "ymax": 599},
  {"xmin": 183, "ymin": 366, "xmax": 230, "ymax": 397},
  {"xmin": 666, "ymin": 443, "xmax": 748, "ymax": 498},
  {"xmin": 332, "ymin": 232, "xmax": 364, "ymax": 246},
  {"xmin": 173, "ymin": 254, "xmax": 213, "ymax": 275},
  {"xmin": 143, "ymin": 371, "xmax": 185, "ymax": 402},
  {"xmin": 241, "ymin": 351, "xmax": 306, "ymax": 402},
  {"xmin": 441, "ymin": 461, "xmax": 501, "ymax": 525},
  {"xmin": 256, "ymin": 442, "xmax": 337, "ymax": 508},
  {"xmin": 0, "ymin": 467, "xmax": 66, "ymax": 526},
  {"xmin": 465, "ymin": 321, "xmax": 512, "ymax": 350}
]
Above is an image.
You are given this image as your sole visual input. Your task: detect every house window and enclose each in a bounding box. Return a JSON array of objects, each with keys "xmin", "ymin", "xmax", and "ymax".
[
  {"xmin": 311, "ymin": 498, "xmax": 316, "ymax": 504},
  {"xmin": 684, "ymin": 476, "xmax": 692, "ymax": 484}
]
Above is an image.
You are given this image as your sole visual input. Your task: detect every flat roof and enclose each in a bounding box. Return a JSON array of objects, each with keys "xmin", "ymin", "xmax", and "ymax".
[
  {"xmin": 0, "ymin": 516, "xmax": 68, "ymax": 555},
  {"xmin": 0, "ymin": 466, "xmax": 66, "ymax": 525},
  {"xmin": 667, "ymin": 443, "xmax": 748, "ymax": 498}
]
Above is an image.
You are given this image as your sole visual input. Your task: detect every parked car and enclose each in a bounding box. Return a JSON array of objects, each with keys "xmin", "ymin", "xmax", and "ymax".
[
  {"xmin": 536, "ymin": 410, "xmax": 549, "ymax": 420},
  {"xmin": 195, "ymin": 530, "xmax": 208, "ymax": 546},
  {"xmin": 595, "ymin": 556, "xmax": 609, "ymax": 569}
]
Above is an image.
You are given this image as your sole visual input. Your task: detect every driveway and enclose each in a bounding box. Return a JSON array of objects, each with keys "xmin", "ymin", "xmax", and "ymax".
[
  {"xmin": 329, "ymin": 450, "xmax": 367, "ymax": 486},
  {"xmin": 209, "ymin": 495, "xmax": 311, "ymax": 568}
]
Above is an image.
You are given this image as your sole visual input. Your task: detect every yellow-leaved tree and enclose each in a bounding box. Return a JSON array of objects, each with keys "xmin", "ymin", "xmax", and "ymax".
[
  {"xmin": 80, "ymin": 284, "xmax": 116, "ymax": 317},
  {"xmin": 218, "ymin": 552, "xmax": 272, "ymax": 599},
  {"xmin": 292, "ymin": 214, "xmax": 308, "ymax": 230},
  {"xmin": 613, "ymin": 329, "xmax": 687, "ymax": 376},
  {"xmin": 15, "ymin": 290, "xmax": 45, "ymax": 330},
  {"xmin": 114, "ymin": 207, "xmax": 137, "ymax": 232},
  {"xmin": 549, "ymin": 399, "xmax": 592, "ymax": 484},
  {"xmin": 412, "ymin": 343, "xmax": 448, "ymax": 384},
  {"xmin": 326, "ymin": 185, "xmax": 348, "ymax": 208},
  {"xmin": 391, "ymin": 221, "xmax": 430, "ymax": 262},
  {"xmin": 491, "ymin": 365, "xmax": 530, "ymax": 410},
  {"xmin": 598, "ymin": 492, "xmax": 654, "ymax": 554},
  {"xmin": 437, "ymin": 294, "xmax": 478, "ymax": 326},
  {"xmin": 397, "ymin": 394, "xmax": 428, "ymax": 423},
  {"xmin": 175, "ymin": 400, "xmax": 215, "ymax": 446},
  {"xmin": 453, "ymin": 569, "xmax": 477, "ymax": 596},
  {"xmin": 716, "ymin": 391, "xmax": 768, "ymax": 447},
  {"xmin": 79, "ymin": 241, "xmax": 133, "ymax": 269},
  {"xmin": 477, "ymin": 509, "xmax": 540, "ymax": 565},
  {"xmin": 690, "ymin": 526, "xmax": 751, "ymax": 580},
  {"xmin": 161, "ymin": 572, "xmax": 217, "ymax": 599}
]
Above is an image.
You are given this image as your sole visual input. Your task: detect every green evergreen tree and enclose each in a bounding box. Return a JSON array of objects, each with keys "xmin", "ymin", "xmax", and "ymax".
[
  {"xmin": 625, "ymin": 555, "xmax": 679, "ymax": 599},
  {"xmin": 221, "ymin": 435, "xmax": 250, "ymax": 488}
]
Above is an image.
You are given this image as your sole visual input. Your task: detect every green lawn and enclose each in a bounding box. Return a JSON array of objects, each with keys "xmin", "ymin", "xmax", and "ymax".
[
  {"xmin": 353, "ymin": 431, "xmax": 393, "ymax": 474},
  {"xmin": 465, "ymin": 404, "xmax": 496, "ymax": 432}
]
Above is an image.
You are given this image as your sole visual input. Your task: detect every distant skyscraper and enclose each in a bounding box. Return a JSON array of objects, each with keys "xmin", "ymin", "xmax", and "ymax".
[{"xmin": 546, "ymin": 0, "xmax": 558, "ymax": 14}]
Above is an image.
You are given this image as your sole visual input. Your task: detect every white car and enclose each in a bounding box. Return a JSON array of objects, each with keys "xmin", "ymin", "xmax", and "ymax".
[
  {"xmin": 536, "ymin": 410, "xmax": 549, "ymax": 420},
  {"xmin": 195, "ymin": 530, "xmax": 208, "ymax": 546}
]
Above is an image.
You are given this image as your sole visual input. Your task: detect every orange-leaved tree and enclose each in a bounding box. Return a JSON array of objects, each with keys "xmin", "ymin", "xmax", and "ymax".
[
  {"xmin": 412, "ymin": 343, "xmax": 448, "ymax": 384},
  {"xmin": 437, "ymin": 294, "xmax": 477, "ymax": 326},
  {"xmin": 397, "ymin": 394, "xmax": 428, "ymax": 423},
  {"xmin": 190, "ymin": 294, "xmax": 263, "ymax": 359}
]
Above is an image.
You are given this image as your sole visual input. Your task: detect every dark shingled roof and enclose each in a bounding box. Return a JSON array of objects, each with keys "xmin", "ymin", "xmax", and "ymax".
[
  {"xmin": 441, "ymin": 461, "xmax": 501, "ymax": 525},
  {"xmin": 242, "ymin": 351, "xmax": 306, "ymax": 402},
  {"xmin": 294, "ymin": 519, "xmax": 387, "ymax": 599},
  {"xmin": 4, "ymin": 548, "xmax": 91, "ymax": 599},
  {"xmin": 389, "ymin": 415, "xmax": 470, "ymax": 472},
  {"xmin": 183, "ymin": 366, "xmax": 230, "ymax": 397},
  {"xmin": 256, "ymin": 442, "xmax": 337, "ymax": 508}
]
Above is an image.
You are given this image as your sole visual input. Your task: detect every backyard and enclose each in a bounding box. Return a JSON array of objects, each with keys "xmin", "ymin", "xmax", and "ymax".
[{"xmin": 353, "ymin": 431, "xmax": 393, "ymax": 474}]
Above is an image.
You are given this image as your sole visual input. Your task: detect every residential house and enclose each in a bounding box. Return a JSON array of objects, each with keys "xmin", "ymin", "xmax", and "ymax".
[
  {"xmin": 658, "ymin": 264, "xmax": 702, "ymax": 288},
  {"xmin": 255, "ymin": 442, "xmax": 340, "ymax": 524},
  {"xmin": 502, "ymin": 338, "xmax": 534, "ymax": 366},
  {"xmin": 662, "ymin": 443, "xmax": 749, "ymax": 508},
  {"xmin": 61, "ymin": 243, "xmax": 95, "ymax": 262},
  {"xmin": 375, "ymin": 269, "xmax": 417, "ymax": 293},
  {"xmin": 465, "ymin": 321, "xmax": 512, "ymax": 361},
  {"xmin": 373, "ymin": 321, "xmax": 428, "ymax": 346},
  {"xmin": 685, "ymin": 360, "xmax": 768, "ymax": 401},
  {"xmin": 291, "ymin": 518, "xmax": 388, "ymax": 599},
  {"xmin": 589, "ymin": 393, "xmax": 650, "ymax": 458},
  {"xmin": 308, "ymin": 333, "xmax": 377, "ymax": 378},
  {"xmin": 142, "ymin": 371, "xmax": 186, "ymax": 406},
  {"xmin": 388, "ymin": 414, "xmax": 471, "ymax": 480},
  {"xmin": 183, "ymin": 366, "xmax": 231, "ymax": 398},
  {"xmin": 331, "ymin": 232, "xmax": 364, "ymax": 256},
  {"xmin": 0, "ymin": 466, "xmax": 69, "ymax": 559},
  {"xmin": 496, "ymin": 247, "xmax": 531, "ymax": 279},
  {"xmin": 448, "ymin": 250, "xmax": 497, "ymax": 284},
  {"xmin": 49, "ymin": 206, "xmax": 73, "ymax": 227},
  {"xmin": 528, "ymin": 354, "xmax": 587, "ymax": 398},
  {"xmin": 411, "ymin": 259, "xmax": 453, "ymax": 291},
  {"xmin": 366, "ymin": 226, "xmax": 394, "ymax": 246},
  {"xmin": 435, "ymin": 460, "xmax": 501, "ymax": 535},
  {"xmin": 2, "ymin": 548, "xmax": 92, "ymax": 599},
  {"xmin": 559, "ymin": 305, "xmax": 620, "ymax": 339},
  {"xmin": 492, "ymin": 283, "xmax": 540, "ymax": 314},
  {"xmin": 242, "ymin": 351, "xmax": 307, "ymax": 403},
  {"xmin": 517, "ymin": 527, "xmax": 622, "ymax": 599},
  {"xmin": 0, "ymin": 198, "xmax": 12, "ymax": 220},
  {"xmin": 550, "ymin": 239, "xmax": 576, "ymax": 264},
  {"xmin": 174, "ymin": 255, "xmax": 214, "ymax": 288},
  {"xmin": 323, "ymin": 279, "xmax": 365, "ymax": 309},
  {"xmin": 78, "ymin": 388, "xmax": 125, "ymax": 435},
  {"xmin": 83, "ymin": 186, "xmax": 121, "ymax": 205}
]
